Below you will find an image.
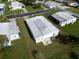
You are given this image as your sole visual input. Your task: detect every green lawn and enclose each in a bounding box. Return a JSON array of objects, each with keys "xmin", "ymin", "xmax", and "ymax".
[
  {"xmin": 61, "ymin": 19, "xmax": 79, "ymax": 37},
  {"xmin": 3, "ymin": 2, "xmax": 23, "ymax": 16},
  {"xmin": 68, "ymin": 8, "xmax": 79, "ymax": 14},
  {"xmin": 1, "ymin": 18, "xmax": 30, "ymax": 59},
  {"xmin": 25, "ymin": 5, "xmax": 43, "ymax": 11},
  {"xmin": 4, "ymin": 9, "xmax": 23, "ymax": 16}
]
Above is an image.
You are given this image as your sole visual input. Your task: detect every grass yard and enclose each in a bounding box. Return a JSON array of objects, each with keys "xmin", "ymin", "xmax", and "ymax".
[
  {"xmin": 3, "ymin": 2, "xmax": 23, "ymax": 16},
  {"xmin": 25, "ymin": 5, "xmax": 43, "ymax": 11},
  {"xmin": 48, "ymin": 45, "xmax": 79, "ymax": 59},
  {"xmin": 61, "ymin": 19, "xmax": 79, "ymax": 37},
  {"xmin": 68, "ymin": 8, "xmax": 79, "ymax": 14},
  {"xmin": 4, "ymin": 9, "xmax": 23, "ymax": 16},
  {"xmin": 1, "ymin": 18, "xmax": 30, "ymax": 59}
]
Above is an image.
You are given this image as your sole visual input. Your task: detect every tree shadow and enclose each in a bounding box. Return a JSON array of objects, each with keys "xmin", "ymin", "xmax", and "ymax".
[
  {"xmin": 32, "ymin": 49, "xmax": 38, "ymax": 58},
  {"xmin": 48, "ymin": 15, "xmax": 59, "ymax": 25},
  {"xmin": 70, "ymin": 51, "xmax": 78, "ymax": 59},
  {"xmin": 56, "ymin": 33, "xmax": 79, "ymax": 45}
]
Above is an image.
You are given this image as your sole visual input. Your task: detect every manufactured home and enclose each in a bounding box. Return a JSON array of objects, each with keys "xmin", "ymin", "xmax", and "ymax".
[
  {"xmin": 44, "ymin": 1, "xmax": 61, "ymax": 9},
  {"xmin": 9, "ymin": 1, "xmax": 24, "ymax": 10},
  {"xmin": 51, "ymin": 12, "xmax": 77, "ymax": 26},
  {"xmin": 25, "ymin": 16, "xmax": 59, "ymax": 46}
]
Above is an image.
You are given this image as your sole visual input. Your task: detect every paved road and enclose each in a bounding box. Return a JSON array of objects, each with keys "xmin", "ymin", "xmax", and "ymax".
[
  {"xmin": 6, "ymin": 7, "xmax": 79, "ymax": 19},
  {"xmin": 6, "ymin": 9, "xmax": 49, "ymax": 19}
]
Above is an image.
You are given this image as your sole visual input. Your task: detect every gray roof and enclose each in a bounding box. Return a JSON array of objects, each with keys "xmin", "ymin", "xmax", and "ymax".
[
  {"xmin": 9, "ymin": 1, "xmax": 24, "ymax": 8},
  {"xmin": 26, "ymin": 16, "xmax": 59, "ymax": 39},
  {"xmin": 0, "ymin": 22, "xmax": 19, "ymax": 36},
  {"xmin": 52, "ymin": 11, "xmax": 77, "ymax": 23},
  {"xmin": 8, "ymin": 22, "xmax": 19, "ymax": 35},
  {"xmin": 45, "ymin": 1, "xmax": 61, "ymax": 7},
  {"xmin": 0, "ymin": 23, "xmax": 9, "ymax": 35}
]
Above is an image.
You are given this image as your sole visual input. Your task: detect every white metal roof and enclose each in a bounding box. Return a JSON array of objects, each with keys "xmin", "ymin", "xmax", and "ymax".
[
  {"xmin": 0, "ymin": 22, "xmax": 19, "ymax": 35},
  {"xmin": 44, "ymin": 1, "xmax": 61, "ymax": 7},
  {"xmin": 52, "ymin": 11, "xmax": 77, "ymax": 22},
  {"xmin": 10, "ymin": 1, "xmax": 23, "ymax": 8},
  {"xmin": 8, "ymin": 22, "xmax": 19, "ymax": 35},
  {"xmin": 0, "ymin": 18, "xmax": 20, "ymax": 41},
  {"xmin": 26, "ymin": 16, "xmax": 59, "ymax": 39},
  {"xmin": 0, "ymin": 23, "xmax": 9, "ymax": 35},
  {"xmin": 0, "ymin": 3, "xmax": 5, "ymax": 9}
]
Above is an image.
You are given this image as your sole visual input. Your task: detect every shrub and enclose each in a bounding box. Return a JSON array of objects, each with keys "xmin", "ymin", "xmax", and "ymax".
[{"xmin": 33, "ymin": 3, "xmax": 41, "ymax": 9}]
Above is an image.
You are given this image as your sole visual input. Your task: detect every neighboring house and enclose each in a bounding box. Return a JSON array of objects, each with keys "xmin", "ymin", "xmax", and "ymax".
[
  {"xmin": 55, "ymin": 0, "xmax": 68, "ymax": 2},
  {"xmin": 32, "ymin": 0, "xmax": 45, "ymax": 4},
  {"xmin": 44, "ymin": 1, "xmax": 61, "ymax": 9},
  {"xmin": 67, "ymin": 2, "xmax": 78, "ymax": 7},
  {"xmin": 25, "ymin": 16, "xmax": 59, "ymax": 46},
  {"xmin": 0, "ymin": 3, "xmax": 5, "ymax": 15},
  {"xmin": 9, "ymin": 1, "xmax": 24, "ymax": 10},
  {"xmin": 51, "ymin": 12, "xmax": 77, "ymax": 26},
  {"xmin": 0, "ymin": 19, "xmax": 20, "ymax": 46}
]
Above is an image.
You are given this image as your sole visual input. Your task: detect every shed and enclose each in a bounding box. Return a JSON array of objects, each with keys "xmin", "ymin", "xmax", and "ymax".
[{"xmin": 25, "ymin": 16, "xmax": 59, "ymax": 46}]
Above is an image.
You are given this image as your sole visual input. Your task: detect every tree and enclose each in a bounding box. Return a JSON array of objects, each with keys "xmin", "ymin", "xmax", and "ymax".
[
  {"xmin": 22, "ymin": 0, "xmax": 36, "ymax": 5},
  {"xmin": 70, "ymin": 51, "xmax": 78, "ymax": 59},
  {"xmin": 0, "ymin": 16, "xmax": 8, "ymax": 22},
  {"xmin": 33, "ymin": 3, "xmax": 41, "ymax": 9},
  {"xmin": 56, "ymin": 33, "xmax": 79, "ymax": 45}
]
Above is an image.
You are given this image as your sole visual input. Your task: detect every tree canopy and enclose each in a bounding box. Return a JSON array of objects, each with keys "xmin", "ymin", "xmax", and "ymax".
[{"xmin": 22, "ymin": 0, "xmax": 36, "ymax": 5}]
